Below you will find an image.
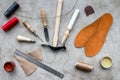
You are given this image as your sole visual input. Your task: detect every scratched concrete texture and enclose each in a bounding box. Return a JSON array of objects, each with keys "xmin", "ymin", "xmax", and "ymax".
[{"xmin": 0, "ymin": 0, "xmax": 120, "ymax": 80}]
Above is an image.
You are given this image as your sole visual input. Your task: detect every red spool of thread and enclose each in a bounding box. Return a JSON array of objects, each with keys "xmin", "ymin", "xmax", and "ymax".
[
  {"xmin": 2, "ymin": 17, "xmax": 19, "ymax": 31},
  {"xmin": 4, "ymin": 61, "xmax": 15, "ymax": 72}
]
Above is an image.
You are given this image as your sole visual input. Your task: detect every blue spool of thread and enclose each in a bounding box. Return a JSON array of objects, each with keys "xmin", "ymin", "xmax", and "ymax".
[{"xmin": 4, "ymin": 2, "xmax": 19, "ymax": 18}]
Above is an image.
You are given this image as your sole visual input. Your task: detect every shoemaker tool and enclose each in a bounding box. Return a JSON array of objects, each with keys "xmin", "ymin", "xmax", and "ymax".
[
  {"xmin": 40, "ymin": 6, "xmax": 66, "ymax": 51},
  {"xmin": 17, "ymin": 35, "xmax": 36, "ymax": 43},
  {"xmin": 22, "ymin": 15, "xmax": 65, "ymax": 50},
  {"xmin": 53, "ymin": 0, "xmax": 63, "ymax": 47},
  {"xmin": 41, "ymin": 43, "xmax": 66, "ymax": 51},
  {"xmin": 15, "ymin": 49, "xmax": 64, "ymax": 78},
  {"xmin": 40, "ymin": 8, "xmax": 49, "ymax": 42},
  {"xmin": 22, "ymin": 20, "xmax": 44, "ymax": 42},
  {"xmin": 61, "ymin": 9, "xmax": 79, "ymax": 44}
]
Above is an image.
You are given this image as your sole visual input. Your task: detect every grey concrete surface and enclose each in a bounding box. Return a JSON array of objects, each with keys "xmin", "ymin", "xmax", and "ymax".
[{"xmin": 0, "ymin": 0, "xmax": 120, "ymax": 80}]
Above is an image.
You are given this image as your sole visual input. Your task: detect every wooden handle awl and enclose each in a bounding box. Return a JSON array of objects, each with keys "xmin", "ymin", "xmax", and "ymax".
[
  {"xmin": 22, "ymin": 20, "xmax": 35, "ymax": 33},
  {"xmin": 40, "ymin": 8, "xmax": 47, "ymax": 27},
  {"xmin": 61, "ymin": 29, "xmax": 70, "ymax": 44},
  {"xmin": 61, "ymin": 9, "xmax": 79, "ymax": 44}
]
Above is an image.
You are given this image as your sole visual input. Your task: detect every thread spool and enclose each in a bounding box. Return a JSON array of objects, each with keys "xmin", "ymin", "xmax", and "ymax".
[
  {"xmin": 4, "ymin": 2, "xmax": 19, "ymax": 18},
  {"xmin": 75, "ymin": 61, "xmax": 93, "ymax": 72},
  {"xmin": 4, "ymin": 61, "xmax": 15, "ymax": 72},
  {"xmin": 2, "ymin": 17, "xmax": 19, "ymax": 31}
]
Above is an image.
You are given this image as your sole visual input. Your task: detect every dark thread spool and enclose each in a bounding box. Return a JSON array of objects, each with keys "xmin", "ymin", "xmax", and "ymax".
[
  {"xmin": 75, "ymin": 62, "xmax": 93, "ymax": 72},
  {"xmin": 4, "ymin": 2, "xmax": 19, "ymax": 18},
  {"xmin": 2, "ymin": 17, "xmax": 19, "ymax": 31},
  {"xmin": 4, "ymin": 61, "xmax": 15, "ymax": 72}
]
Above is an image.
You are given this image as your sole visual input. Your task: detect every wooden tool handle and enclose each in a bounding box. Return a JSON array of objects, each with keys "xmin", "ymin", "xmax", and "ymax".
[
  {"xmin": 61, "ymin": 29, "xmax": 70, "ymax": 44},
  {"xmin": 22, "ymin": 20, "xmax": 35, "ymax": 33},
  {"xmin": 17, "ymin": 35, "xmax": 31, "ymax": 42},
  {"xmin": 40, "ymin": 8, "xmax": 47, "ymax": 27},
  {"xmin": 53, "ymin": 0, "xmax": 63, "ymax": 47}
]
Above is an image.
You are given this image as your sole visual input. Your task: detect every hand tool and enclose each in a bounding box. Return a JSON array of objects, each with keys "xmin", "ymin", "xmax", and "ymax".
[
  {"xmin": 53, "ymin": 0, "xmax": 63, "ymax": 47},
  {"xmin": 61, "ymin": 9, "xmax": 79, "ymax": 44},
  {"xmin": 41, "ymin": 44, "xmax": 66, "ymax": 51},
  {"xmin": 17, "ymin": 35, "xmax": 36, "ymax": 43},
  {"xmin": 40, "ymin": 8, "xmax": 49, "ymax": 42},
  {"xmin": 15, "ymin": 49, "xmax": 64, "ymax": 78},
  {"xmin": 22, "ymin": 20, "xmax": 44, "ymax": 42}
]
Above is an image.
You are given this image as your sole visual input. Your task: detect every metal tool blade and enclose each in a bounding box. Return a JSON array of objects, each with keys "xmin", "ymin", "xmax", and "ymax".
[
  {"xmin": 44, "ymin": 28, "xmax": 49, "ymax": 41},
  {"xmin": 15, "ymin": 49, "xmax": 64, "ymax": 79},
  {"xmin": 33, "ymin": 32, "xmax": 44, "ymax": 42},
  {"xmin": 41, "ymin": 44, "xmax": 66, "ymax": 51}
]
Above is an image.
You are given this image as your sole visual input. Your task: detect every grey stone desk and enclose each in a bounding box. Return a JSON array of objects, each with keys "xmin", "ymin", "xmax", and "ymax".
[{"xmin": 0, "ymin": 0, "xmax": 120, "ymax": 80}]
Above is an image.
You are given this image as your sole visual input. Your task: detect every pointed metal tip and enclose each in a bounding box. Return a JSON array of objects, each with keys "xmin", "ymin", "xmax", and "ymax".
[{"xmin": 30, "ymin": 40, "xmax": 36, "ymax": 43}]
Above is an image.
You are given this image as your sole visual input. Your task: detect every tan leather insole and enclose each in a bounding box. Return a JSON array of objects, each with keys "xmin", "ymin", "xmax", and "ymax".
[
  {"xmin": 74, "ymin": 13, "xmax": 113, "ymax": 57},
  {"xmin": 74, "ymin": 16, "xmax": 102, "ymax": 48},
  {"xmin": 85, "ymin": 13, "xmax": 113, "ymax": 57}
]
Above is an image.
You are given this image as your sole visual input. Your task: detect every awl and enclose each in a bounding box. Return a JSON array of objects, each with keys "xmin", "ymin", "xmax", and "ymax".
[
  {"xmin": 22, "ymin": 20, "xmax": 44, "ymax": 42},
  {"xmin": 17, "ymin": 35, "xmax": 36, "ymax": 43},
  {"xmin": 40, "ymin": 8, "xmax": 49, "ymax": 42},
  {"xmin": 61, "ymin": 9, "xmax": 79, "ymax": 44}
]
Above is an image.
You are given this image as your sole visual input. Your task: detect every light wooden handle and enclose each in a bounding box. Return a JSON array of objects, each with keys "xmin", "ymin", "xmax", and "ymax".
[
  {"xmin": 17, "ymin": 35, "xmax": 31, "ymax": 42},
  {"xmin": 61, "ymin": 29, "xmax": 70, "ymax": 44},
  {"xmin": 40, "ymin": 8, "xmax": 47, "ymax": 27},
  {"xmin": 53, "ymin": 0, "xmax": 63, "ymax": 47},
  {"xmin": 22, "ymin": 20, "xmax": 35, "ymax": 33}
]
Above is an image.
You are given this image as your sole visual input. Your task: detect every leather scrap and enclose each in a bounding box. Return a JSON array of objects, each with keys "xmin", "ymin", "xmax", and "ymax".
[
  {"xmin": 85, "ymin": 6, "xmax": 95, "ymax": 16},
  {"xmin": 15, "ymin": 48, "xmax": 42, "ymax": 76}
]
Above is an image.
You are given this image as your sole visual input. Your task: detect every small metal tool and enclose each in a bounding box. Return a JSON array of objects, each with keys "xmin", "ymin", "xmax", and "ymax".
[
  {"xmin": 40, "ymin": 8, "xmax": 49, "ymax": 42},
  {"xmin": 22, "ymin": 20, "xmax": 44, "ymax": 42},
  {"xmin": 41, "ymin": 44, "xmax": 66, "ymax": 51},
  {"xmin": 15, "ymin": 49, "xmax": 64, "ymax": 78}
]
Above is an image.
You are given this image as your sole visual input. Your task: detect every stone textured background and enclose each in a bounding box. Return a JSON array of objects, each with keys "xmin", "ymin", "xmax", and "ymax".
[{"xmin": 0, "ymin": 0, "xmax": 120, "ymax": 80}]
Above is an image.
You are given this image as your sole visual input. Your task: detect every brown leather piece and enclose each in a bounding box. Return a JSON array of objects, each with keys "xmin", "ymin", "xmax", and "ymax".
[
  {"xmin": 15, "ymin": 48, "xmax": 42, "ymax": 76},
  {"xmin": 74, "ymin": 17, "xmax": 101, "ymax": 48},
  {"xmin": 85, "ymin": 6, "xmax": 95, "ymax": 16},
  {"xmin": 85, "ymin": 13, "xmax": 113, "ymax": 57},
  {"xmin": 74, "ymin": 13, "xmax": 113, "ymax": 57},
  {"xmin": 28, "ymin": 48, "xmax": 42, "ymax": 61}
]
